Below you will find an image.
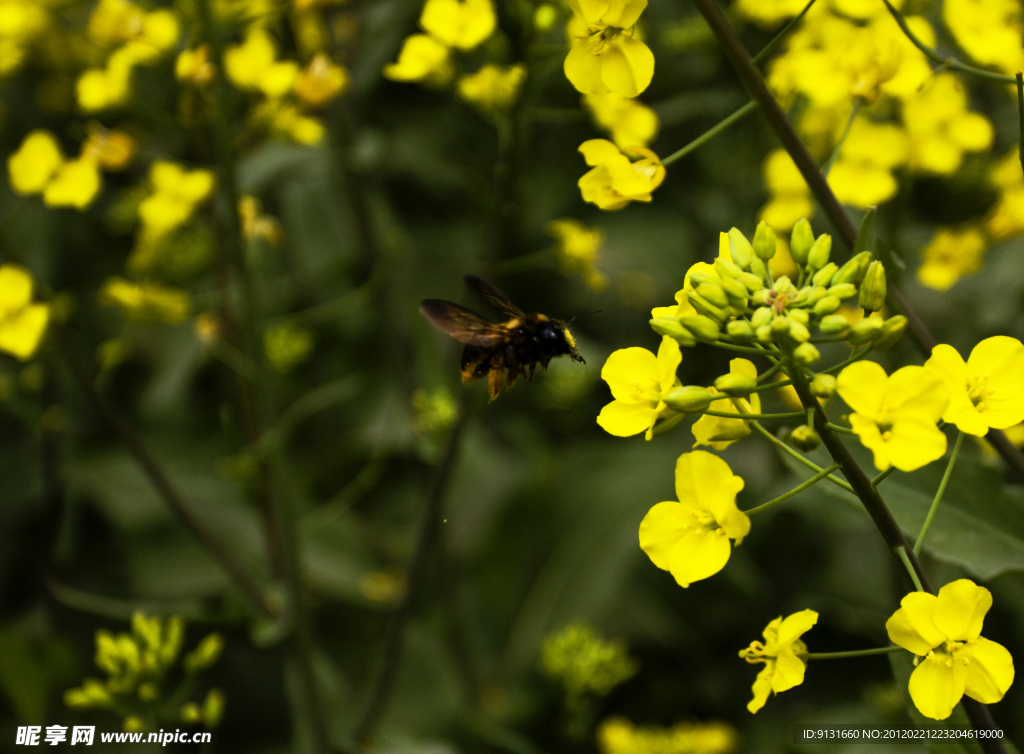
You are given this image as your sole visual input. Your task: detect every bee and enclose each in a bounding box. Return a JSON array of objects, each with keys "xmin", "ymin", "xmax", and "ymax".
[{"xmin": 420, "ymin": 275, "xmax": 586, "ymax": 401}]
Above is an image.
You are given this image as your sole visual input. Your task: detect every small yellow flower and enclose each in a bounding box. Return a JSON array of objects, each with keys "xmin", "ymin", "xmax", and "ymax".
[
  {"xmin": 0, "ymin": 264, "xmax": 50, "ymax": 360},
  {"xmin": 224, "ymin": 29, "xmax": 299, "ymax": 97},
  {"xmin": 577, "ymin": 139, "xmax": 664, "ymax": 211},
  {"xmin": 692, "ymin": 359, "xmax": 761, "ymax": 450},
  {"xmin": 457, "ymin": 63, "xmax": 527, "ymax": 112},
  {"xmin": 638, "ymin": 450, "xmax": 749, "ymax": 587},
  {"xmin": 99, "ymin": 277, "xmax": 191, "ymax": 324},
  {"xmin": 886, "ymin": 579, "xmax": 1014, "ymax": 720},
  {"xmin": 175, "ymin": 46, "xmax": 214, "ymax": 87},
  {"xmin": 383, "ymin": 34, "xmax": 453, "ymax": 86},
  {"xmin": 759, "ymin": 149, "xmax": 814, "ymax": 232},
  {"xmin": 265, "ymin": 102, "xmax": 325, "ymax": 145},
  {"xmin": 597, "ymin": 717, "xmax": 739, "ymax": 754},
  {"xmin": 916, "ymin": 226, "xmax": 987, "ymax": 292},
  {"xmin": 583, "ymin": 92, "xmax": 659, "ymax": 150},
  {"xmin": 596, "ymin": 335, "xmax": 681, "ymax": 440},
  {"xmin": 547, "ymin": 218, "xmax": 606, "ymax": 290},
  {"xmin": 564, "ymin": 0, "xmax": 654, "ymax": 97},
  {"xmin": 925, "ymin": 336, "xmax": 1024, "ymax": 436},
  {"xmin": 420, "ymin": 0, "xmax": 496, "ymax": 50},
  {"xmin": 828, "ymin": 118, "xmax": 907, "ymax": 209},
  {"xmin": 139, "ymin": 162, "xmax": 215, "ymax": 238},
  {"xmin": 82, "ymin": 124, "xmax": 136, "ymax": 171},
  {"xmin": 739, "ymin": 609, "xmax": 818, "ymax": 713},
  {"xmin": 8, "ymin": 130, "xmax": 63, "ymax": 195},
  {"xmin": 294, "ymin": 53, "xmax": 349, "ymax": 107},
  {"xmin": 43, "ymin": 157, "xmax": 102, "ymax": 210},
  {"xmin": 238, "ymin": 196, "xmax": 283, "ymax": 246},
  {"xmin": 943, "ymin": 0, "xmax": 1024, "ymax": 76},
  {"xmin": 903, "ymin": 73, "xmax": 993, "ymax": 176},
  {"xmin": 837, "ymin": 361, "xmax": 949, "ymax": 472}
]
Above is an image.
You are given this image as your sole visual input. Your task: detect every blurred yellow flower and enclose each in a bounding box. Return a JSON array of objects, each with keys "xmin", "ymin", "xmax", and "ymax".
[
  {"xmin": 411, "ymin": 387, "xmax": 459, "ymax": 433},
  {"xmin": 100, "ymin": 277, "xmax": 191, "ymax": 324},
  {"xmin": 263, "ymin": 101, "xmax": 325, "ymax": 144},
  {"xmin": 759, "ymin": 149, "xmax": 813, "ymax": 231},
  {"xmin": 578, "ymin": 139, "xmax": 664, "ymax": 211},
  {"xmin": 733, "ymin": 0, "xmax": 806, "ymax": 28},
  {"xmin": 225, "ymin": 29, "xmax": 299, "ymax": 97},
  {"xmin": 420, "ymin": 0, "xmax": 495, "ymax": 50},
  {"xmin": 986, "ymin": 150, "xmax": 1024, "ymax": 240},
  {"xmin": 0, "ymin": 0, "xmax": 48, "ymax": 77},
  {"xmin": 903, "ymin": 74, "xmax": 993, "ymax": 175},
  {"xmin": 828, "ymin": 118, "xmax": 908, "ymax": 209},
  {"xmin": 8, "ymin": 129, "xmax": 63, "ymax": 195},
  {"xmin": 548, "ymin": 217, "xmax": 606, "ymax": 290},
  {"xmin": 583, "ymin": 92, "xmax": 659, "ymax": 150},
  {"xmin": 175, "ymin": 46, "xmax": 214, "ymax": 87},
  {"xmin": 294, "ymin": 53, "xmax": 349, "ymax": 107},
  {"xmin": 77, "ymin": 49, "xmax": 136, "ymax": 111},
  {"xmin": 43, "ymin": 157, "xmax": 102, "ymax": 210},
  {"xmin": 0, "ymin": 264, "xmax": 50, "ymax": 360},
  {"xmin": 239, "ymin": 195, "xmax": 283, "ymax": 246},
  {"xmin": 639, "ymin": 450, "xmax": 749, "ymax": 588},
  {"xmin": 916, "ymin": 226, "xmax": 986, "ymax": 292},
  {"xmin": 264, "ymin": 321, "xmax": 315, "ymax": 373},
  {"xmin": 943, "ymin": 0, "xmax": 1024, "ymax": 75},
  {"xmin": 597, "ymin": 716, "xmax": 739, "ymax": 754},
  {"xmin": 597, "ymin": 336, "xmax": 681, "ymax": 440},
  {"xmin": 82, "ymin": 125, "xmax": 135, "ymax": 171},
  {"xmin": 457, "ymin": 63, "xmax": 526, "ymax": 112},
  {"xmin": 564, "ymin": 0, "xmax": 654, "ymax": 97},
  {"xmin": 739, "ymin": 609, "xmax": 817, "ymax": 713},
  {"xmin": 692, "ymin": 359, "xmax": 760, "ymax": 450},
  {"xmin": 540, "ymin": 623, "xmax": 637, "ymax": 707},
  {"xmin": 383, "ymin": 34, "xmax": 452, "ymax": 85},
  {"xmin": 139, "ymin": 162, "xmax": 216, "ymax": 239}
]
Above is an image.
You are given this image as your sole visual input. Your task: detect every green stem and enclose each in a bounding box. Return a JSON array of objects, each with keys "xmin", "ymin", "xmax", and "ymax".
[
  {"xmin": 913, "ymin": 431, "xmax": 964, "ymax": 556},
  {"xmin": 651, "ymin": 411, "xmax": 687, "ymax": 436},
  {"xmin": 871, "ymin": 465, "xmax": 897, "ymax": 487},
  {"xmin": 822, "ymin": 98, "xmax": 860, "ymax": 177},
  {"xmin": 750, "ymin": 0, "xmax": 817, "ymax": 65},
  {"xmin": 745, "ymin": 462, "xmax": 840, "ymax": 515},
  {"xmin": 713, "ymin": 341, "xmax": 779, "ymax": 356},
  {"xmin": 825, "ymin": 422, "xmax": 856, "ymax": 436},
  {"xmin": 661, "ymin": 101, "xmax": 759, "ymax": 166},
  {"xmin": 896, "ymin": 546, "xmax": 925, "ymax": 592},
  {"xmin": 807, "ymin": 646, "xmax": 901, "ymax": 661},
  {"xmin": 703, "ymin": 409, "xmax": 804, "ymax": 420},
  {"xmin": 819, "ymin": 345, "xmax": 871, "ymax": 375},
  {"xmin": 751, "ymin": 421, "xmax": 854, "ymax": 493},
  {"xmin": 756, "ymin": 358, "xmax": 786, "ymax": 383},
  {"xmin": 744, "ymin": 379, "xmax": 791, "ymax": 393}
]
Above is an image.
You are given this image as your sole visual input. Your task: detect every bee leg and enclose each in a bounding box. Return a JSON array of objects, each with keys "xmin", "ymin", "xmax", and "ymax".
[
  {"xmin": 505, "ymin": 344, "xmax": 519, "ymax": 389},
  {"xmin": 528, "ymin": 363, "xmax": 536, "ymax": 381},
  {"xmin": 487, "ymin": 366, "xmax": 504, "ymax": 401}
]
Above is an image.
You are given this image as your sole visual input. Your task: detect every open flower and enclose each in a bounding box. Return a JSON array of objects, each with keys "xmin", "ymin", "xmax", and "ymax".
[
  {"xmin": 577, "ymin": 139, "xmax": 664, "ymax": 211},
  {"xmin": 0, "ymin": 265, "xmax": 50, "ymax": 360},
  {"xmin": 597, "ymin": 335, "xmax": 681, "ymax": 440},
  {"xmin": 547, "ymin": 218, "xmax": 606, "ymax": 290},
  {"xmin": 420, "ymin": 0, "xmax": 495, "ymax": 50},
  {"xmin": 692, "ymin": 359, "xmax": 761, "ymax": 450},
  {"xmin": 886, "ymin": 579, "xmax": 1014, "ymax": 720},
  {"xmin": 564, "ymin": 0, "xmax": 654, "ymax": 96},
  {"xmin": 583, "ymin": 92, "xmax": 659, "ymax": 149},
  {"xmin": 739, "ymin": 609, "xmax": 818, "ymax": 713},
  {"xmin": 925, "ymin": 336, "xmax": 1024, "ymax": 436},
  {"xmin": 638, "ymin": 450, "xmax": 749, "ymax": 587},
  {"xmin": 225, "ymin": 29, "xmax": 299, "ymax": 97},
  {"xmin": 837, "ymin": 361, "xmax": 949, "ymax": 472},
  {"xmin": 383, "ymin": 34, "xmax": 453, "ymax": 85},
  {"xmin": 457, "ymin": 63, "xmax": 527, "ymax": 113}
]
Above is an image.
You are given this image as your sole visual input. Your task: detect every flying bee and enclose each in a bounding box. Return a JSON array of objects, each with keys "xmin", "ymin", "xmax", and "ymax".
[{"xmin": 420, "ymin": 275, "xmax": 586, "ymax": 401}]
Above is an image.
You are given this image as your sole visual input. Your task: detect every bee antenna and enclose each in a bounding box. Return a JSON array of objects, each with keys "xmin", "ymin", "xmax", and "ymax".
[{"xmin": 568, "ymin": 309, "xmax": 602, "ymax": 324}]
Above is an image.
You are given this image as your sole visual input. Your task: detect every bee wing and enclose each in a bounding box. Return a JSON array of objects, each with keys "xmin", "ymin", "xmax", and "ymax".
[
  {"xmin": 464, "ymin": 275, "xmax": 525, "ymax": 318},
  {"xmin": 420, "ymin": 300, "xmax": 508, "ymax": 347}
]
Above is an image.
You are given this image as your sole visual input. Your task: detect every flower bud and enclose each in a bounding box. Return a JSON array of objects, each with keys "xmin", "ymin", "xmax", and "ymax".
[
  {"xmin": 738, "ymin": 271, "xmax": 764, "ymax": 292},
  {"xmin": 847, "ymin": 316, "xmax": 884, "ymax": 345},
  {"xmin": 751, "ymin": 307, "xmax": 773, "ymax": 329},
  {"xmin": 687, "ymin": 291, "xmax": 728, "ymax": 324},
  {"xmin": 818, "ymin": 314, "xmax": 849, "ymax": 334},
  {"xmin": 696, "ymin": 281, "xmax": 729, "ymax": 309},
  {"xmin": 792, "ymin": 342, "xmax": 820, "ymax": 366},
  {"xmin": 727, "ymin": 319, "xmax": 755, "ymax": 343},
  {"xmin": 872, "ymin": 315, "xmax": 907, "ymax": 352},
  {"xmin": 810, "ymin": 373, "xmax": 837, "ymax": 398},
  {"xmin": 827, "ymin": 283, "xmax": 857, "ymax": 300},
  {"xmin": 664, "ymin": 385, "xmax": 714, "ymax": 413},
  {"xmin": 753, "ymin": 221, "xmax": 777, "ymax": 260},
  {"xmin": 831, "ymin": 251, "xmax": 872, "ymax": 286},
  {"xmin": 719, "ymin": 276, "xmax": 748, "ymax": 303},
  {"xmin": 859, "ymin": 260, "xmax": 887, "ymax": 313},
  {"xmin": 748, "ymin": 256, "xmax": 770, "ymax": 285},
  {"xmin": 790, "ymin": 218, "xmax": 814, "ymax": 265},
  {"xmin": 184, "ymin": 633, "xmax": 224, "ymax": 672},
  {"xmin": 728, "ymin": 228, "xmax": 753, "ymax": 269},
  {"xmin": 807, "ymin": 233, "xmax": 832, "ymax": 270},
  {"xmin": 771, "ymin": 317, "xmax": 792, "ymax": 339},
  {"xmin": 755, "ymin": 324, "xmax": 773, "ymax": 343},
  {"xmin": 688, "ymin": 271, "xmax": 718, "ymax": 287},
  {"xmin": 715, "ymin": 258, "xmax": 743, "ymax": 279},
  {"xmin": 799, "ymin": 286, "xmax": 826, "ymax": 307},
  {"xmin": 714, "ymin": 372, "xmax": 757, "ymax": 396},
  {"xmin": 773, "ymin": 275, "xmax": 796, "ymax": 294},
  {"xmin": 788, "ymin": 308, "xmax": 809, "ymax": 325},
  {"xmin": 811, "ymin": 263, "xmax": 838, "ymax": 287},
  {"xmin": 790, "ymin": 424, "xmax": 821, "ymax": 451},
  {"xmin": 751, "ymin": 288, "xmax": 772, "ymax": 306},
  {"xmin": 679, "ymin": 314, "xmax": 720, "ymax": 343},
  {"xmin": 650, "ymin": 317, "xmax": 697, "ymax": 346},
  {"xmin": 813, "ymin": 295, "xmax": 842, "ymax": 317},
  {"xmin": 787, "ymin": 320, "xmax": 810, "ymax": 343}
]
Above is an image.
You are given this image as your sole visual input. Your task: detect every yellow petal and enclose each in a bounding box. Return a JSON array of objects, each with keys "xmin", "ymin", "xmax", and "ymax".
[
  {"xmin": 599, "ymin": 35, "xmax": 653, "ymax": 98},
  {"xmin": 934, "ymin": 579, "xmax": 991, "ymax": 641},
  {"xmin": 908, "ymin": 651, "xmax": 965, "ymax": 720},
  {"xmin": 579, "ymin": 138, "xmax": 624, "ymax": 167},
  {"xmin": 601, "ymin": 346, "xmax": 658, "ymax": 403},
  {"xmin": 656, "ymin": 335, "xmax": 681, "ymax": 395},
  {"xmin": 962, "ymin": 637, "xmax": 1014, "ymax": 704},
  {"xmin": 747, "ymin": 665, "xmax": 774, "ymax": 713},
  {"xmin": 0, "ymin": 264, "xmax": 33, "ymax": 314},
  {"xmin": 837, "ymin": 360, "xmax": 887, "ymax": 417},
  {"xmin": 668, "ymin": 527, "xmax": 731, "ymax": 587},
  {"xmin": 771, "ymin": 645, "xmax": 807, "ymax": 692},
  {"xmin": 675, "ymin": 450, "xmax": 733, "ymax": 511},
  {"xmin": 564, "ymin": 37, "xmax": 606, "ymax": 95},
  {"xmin": 597, "ymin": 399, "xmax": 656, "ymax": 437},
  {"xmin": 886, "ymin": 365, "xmax": 949, "ymax": 422},
  {"xmin": 885, "ymin": 417, "xmax": 948, "ymax": 472},
  {"xmin": 0, "ymin": 302, "xmax": 49, "ymax": 360},
  {"xmin": 849, "ymin": 413, "xmax": 889, "ymax": 471},
  {"xmin": 638, "ymin": 499, "xmax": 699, "ymax": 571},
  {"xmin": 43, "ymin": 157, "xmax": 102, "ymax": 210},
  {"xmin": 886, "ymin": 591, "xmax": 945, "ymax": 655},
  {"xmin": 8, "ymin": 130, "xmax": 63, "ymax": 195},
  {"xmin": 776, "ymin": 609, "xmax": 818, "ymax": 646}
]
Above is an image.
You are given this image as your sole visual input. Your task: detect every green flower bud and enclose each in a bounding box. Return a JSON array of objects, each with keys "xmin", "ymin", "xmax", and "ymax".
[
  {"xmin": 719, "ymin": 275, "xmax": 748, "ymax": 303},
  {"xmin": 203, "ymin": 689, "xmax": 225, "ymax": 728},
  {"xmin": 872, "ymin": 315, "xmax": 908, "ymax": 352},
  {"xmin": 687, "ymin": 291, "xmax": 728, "ymax": 324},
  {"xmin": 790, "ymin": 218, "xmax": 814, "ymax": 265},
  {"xmin": 679, "ymin": 314, "xmax": 720, "ymax": 343},
  {"xmin": 650, "ymin": 317, "xmax": 697, "ymax": 347},
  {"xmin": 181, "ymin": 703, "xmax": 202, "ymax": 724},
  {"xmin": 64, "ymin": 679, "xmax": 112, "ymax": 709},
  {"xmin": 812, "ymin": 262, "xmax": 838, "ymax": 287},
  {"xmin": 751, "ymin": 288, "xmax": 772, "ymax": 306},
  {"xmin": 756, "ymin": 324, "xmax": 774, "ymax": 344},
  {"xmin": 688, "ymin": 271, "xmax": 719, "ymax": 288},
  {"xmin": 664, "ymin": 385, "xmax": 714, "ymax": 413},
  {"xmin": 813, "ymin": 295, "xmax": 842, "ymax": 317},
  {"xmin": 859, "ymin": 260, "xmax": 887, "ymax": 313},
  {"xmin": 790, "ymin": 425, "xmax": 821, "ymax": 451},
  {"xmin": 818, "ymin": 314, "xmax": 850, "ymax": 334},
  {"xmin": 728, "ymin": 228, "xmax": 753, "ymax": 269},
  {"xmin": 847, "ymin": 316, "xmax": 884, "ymax": 345},
  {"xmin": 773, "ymin": 275, "xmax": 796, "ymax": 294},
  {"xmin": 715, "ymin": 258, "xmax": 743, "ymax": 279},
  {"xmin": 787, "ymin": 320, "xmax": 810, "ymax": 343},
  {"xmin": 792, "ymin": 342, "xmax": 820, "ymax": 366},
  {"xmin": 810, "ymin": 373, "xmax": 837, "ymax": 398},
  {"xmin": 738, "ymin": 271, "xmax": 764, "ymax": 292},
  {"xmin": 123, "ymin": 716, "xmax": 146, "ymax": 734},
  {"xmin": 753, "ymin": 221, "xmax": 777, "ymax": 260},
  {"xmin": 714, "ymin": 372, "xmax": 757, "ymax": 396},
  {"xmin": 727, "ymin": 319, "xmax": 756, "ymax": 343},
  {"xmin": 184, "ymin": 633, "xmax": 224, "ymax": 673},
  {"xmin": 788, "ymin": 309, "xmax": 809, "ymax": 325},
  {"xmin": 771, "ymin": 317, "xmax": 792, "ymax": 339},
  {"xmin": 798, "ymin": 286, "xmax": 827, "ymax": 308},
  {"xmin": 831, "ymin": 251, "xmax": 872, "ymax": 286},
  {"xmin": 137, "ymin": 682, "xmax": 158, "ymax": 702},
  {"xmin": 827, "ymin": 283, "xmax": 857, "ymax": 300},
  {"xmin": 696, "ymin": 281, "xmax": 729, "ymax": 308},
  {"xmin": 751, "ymin": 307, "xmax": 773, "ymax": 329},
  {"xmin": 807, "ymin": 233, "xmax": 832, "ymax": 271},
  {"xmin": 748, "ymin": 257, "xmax": 770, "ymax": 285}
]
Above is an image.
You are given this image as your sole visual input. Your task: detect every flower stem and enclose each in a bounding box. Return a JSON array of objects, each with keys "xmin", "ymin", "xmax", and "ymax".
[
  {"xmin": 751, "ymin": 421, "xmax": 854, "ymax": 493},
  {"xmin": 807, "ymin": 646, "xmax": 901, "ymax": 661},
  {"xmin": 703, "ymin": 409, "xmax": 804, "ymax": 420},
  {"xmin": 825, "ymin": 422, "xmax": 856, "ymax": 436},
  {"xmin": 661, "ymin": 101, "xmax": 759, "ymax": 166},
  {"xmin": 745, "ymin": 462, "xmax": 840, "ymax": 515},
  {"xmin": 822, "ymin": 98, "xmax": 861, "ymax": 178},
  {"xmin": 871, "ymin": 465, "xmax": 897, "ymax": 487},
  {"xmin": 896, "ymin": 546, "xmax": 925, "ymax": 592},
  {"xmin": 913, "ymin": 431, "xmax": 964, "ymax": 556},
  {"xmin": 756, "ymin": 359, "xmax": 786, "ymax": 383},
  {"xmin": 750, "ymin": 0, "xmax": 817, "ymax": 66},
  {"xmin": 713, "ymin": 341, "xmax": 780, "ymax": 356}
]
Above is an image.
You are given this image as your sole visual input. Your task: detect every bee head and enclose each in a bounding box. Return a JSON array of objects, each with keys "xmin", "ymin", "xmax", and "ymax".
[{"xmin": 550, "ymin": 322, "xmax": 585, "ymax": 363}]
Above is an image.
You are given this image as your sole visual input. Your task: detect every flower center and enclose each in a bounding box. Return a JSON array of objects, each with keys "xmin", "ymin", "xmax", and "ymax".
[
  {"xmin": 627, "ymin": 377, "xmax": 661, "ymax": 404},
  {"xmin": 739, "ymin": 640, "xmax": 772, "ymax": 664},
  {"xmin": 689, "ymin": 509, "xmax": 719, "ymax": 532},
  {"xmin": 966, "ymin": 373, "xmax": 995, "ymax": 410}
]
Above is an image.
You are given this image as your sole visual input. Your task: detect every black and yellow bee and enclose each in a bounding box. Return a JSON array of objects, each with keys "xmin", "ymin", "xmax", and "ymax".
[{"xmin": 420, "ymin": 275, "xmax": 586, "ymax": 401}]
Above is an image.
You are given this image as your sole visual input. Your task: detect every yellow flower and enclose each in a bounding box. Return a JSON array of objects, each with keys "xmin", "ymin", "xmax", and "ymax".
[
  {"xmin": 457, "ymin": 63, "xmax": 527, "ymax": 112},
  {"xmin": 638, "ymin": 450, "xmax": 749, "ymax": 588},
  {"xmin": 265, "ymin": 102, "xmax": 325, "ymax": 145},
  {"xmin": 43, "ymin": 157, "xmax": 102, "ymax": 210},
  {"xmin": 596, "ymin": 716, "xmax": 740, "ymax": 754},
  {"xmin": 739, "ymin": 609, "xmax": 818, "ymax": 713},
  {"xmin": 548, "ymin": 218, "xmax": 606, "ymax": 290},
  {"xmin": 238, "ymin": 196, "xmax": 283, "ymax": 246},
  {"xmin": 540, "ymin": 623, "xmax": 637, "ymax": 705},
  {"xmin": 583, "ymin": 92, "xmax": 659, "ymax": 150},
  {"xmin": 175, "ymin": 46, "xmax": 214, "ymax": 87},
  {"xmin": 759, "ymin": 149, "xmax": 814, "ymax": 231},
  {"xmin": 76, "ymin": 49, "xmax": 136, "ymax": 111},
  {"xmin": 943, "ymin": 0, "xmax": 1024, "ymax": 76},
  {"xmin": 597, "ymin": 335, "xmax": 681, "ymax": 440},
  {"xmin": 224, "ymin": 29, "xmax": 299, "ymax": 97},
  {"xmin": 99, "ymin": 277, "xmax": 191, "ymax": 324},
  {"xmin": 577, "ymin": 139, "xmax": 664, "ymax": 211},
  {"xmin": 139, "ymin": 162, "xmax": 216, "ymax": 238},
  {"xmin": 886, "ymin": 579, "xmax": 1014, "ymax": 720},
  {"xmin": 837, "ymin": 361, "xmax": 949, "ymax": 472},
  {"xmin": 692, "ymin": 359, "xmax": 761, "ymax": 450},
  {"xmin": 294, "ymin": 53, "xmax": 349, "ymax": 107},
  {"xmin": 420, "ymin": 0, "xmax": 495, "ymax": 50},
  {"xmin": 733, "ymin": 0, "xmax": 807, "ymax": 28},
  {"xmin": 903, "ymin": 73, "xmax": 993, "ymax": 176},
  {"xmin": 828, "ymin": 118, "xmax": 908, "ymax": 209},
  {"xmin": 925, "ymin": 337, "xmax": 1024, "ymax": 436},
  {"xmin": 564, "ymin": 0, "xmax": 654, "ymax": 97},
  {"xmin": 383, "ymin": 34, "xmax": 452, "ymax": 85},
  {"xmin": 8, "ymin": 130, "xmax": 63, "ymax": 195},
  {"xmin": 82, "ymin": 124, "xmax": 136, "ymax": 171},
  {"xmin": 0, "ymin": 264, "xmax": 50, "ymax": 360},
  {"xmin": 916, "ymin": 226, "xmax": 987, "ymax": 292},
  {"xmin": 986, "ymin": 150, "xmax": 1024, "ymax": 240}
]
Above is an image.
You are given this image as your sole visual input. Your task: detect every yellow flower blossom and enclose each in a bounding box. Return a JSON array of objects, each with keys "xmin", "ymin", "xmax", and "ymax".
[
  {"xmin": 82, "ymin": 125, "xmax": 135, "ymax": 171},
  {"xmin": 597, "ymin": 716, "xmax": 740, "ymax": 754},
  {"xmin": 175, "ymin": 46, "xmax": 214, "ymax": 87},
  {"xmin": 759, "ymin": 149, "xmax": 814, "ymax": 231},
  {"xmin": 986, "ymin": 150, "xmax": 1024, "ymax": 240},
  {"xmin": 597, "ymin": 336, "xmax": 681, "ymax": 439},
  {"xmin": 225, "ymin": 29, "xmax": 299, "ymax": 97},
  {"xmin": 837, "ymin": 360, "xmax": 949, "ymax": 472},
  {"xmin": 540, "ymin": 623, "xmax": 637, "ymax": 706},
  {"xmin": 886, "ymin": 579, "xmax": 1014, "ymax": 720},
  {"xmin": 420, "ymin": 0, "xmax": 495, "ymax": 50},
  {"xmin": 583, "ymin": 92, "xmax": 659, "ymax": 150},
  {"xmin": 0, "ymin": 264, "xmax": 50, "ymax": 360},
  {"xmin": 239, "ymin": 195, "xmax": 283, "ymax": 247},
  {"xmin": 139, "ymin": 162, "xmax": 216, "ymax": 239},
  {"xmin": 692, "ymin": 359, "xmax": 761, "ymax": 450},
  {"xmin": 0, "ymin": 0, "xmax": 48, "ymax": 77},
  {"xmin": 548, "ymin": 218, "xmax": 606, "ymax": 290},
  {"xmin": 8, "ymin": 130, "xmax": 63, "ymax": 195},
  {"xmin": 733, "ymin": 0, "xmax": 806, "ymax": 28},
  {"xmin": 577, "ymin": 139, "xmax": 664, "ymax": 211},
  {"xmin": 99, "ymin": 277, "xmax": 191, "ymax": 324},
  {"xmin": 76, "ymin": 49, "xmax": 136, "ymax": 111},
  {"xmin": 457, "ymin": 63, "xmax": 527, "ymax": 112},
  {"xmin": 828, "ymin": 118, "xmax": 908, "ymax": 209},
  {"xmin": 916, "ymin": 226, "xmax": 987, "ymax": 292},
  {"xmin": 43, "ymin": 157, "xmax": 102, "ymax": 210},
  {"xmin": 383, "ymin": 34, "xmax": 452, "ymax": 85},
  {"xmin": 739, "ymin": 609, "xmax": 818, "ymax": 713},
  {"xmin": 564, "ymin": 0, "xmax": 654, "ymax": 97},
  {"xmin": 943, "ymin": 0, "xmax": 1024, "ymax": 76},
  {"xmin": 903, "ymin": 74, "xmax": 993, "ymax": 176},
  {"xmin": 925, "ymin": 337, "xmax": 1024, "ymax": 436},
  {"xmin": 294, "ymin": 53, "xmax": 349, "ymax": 107},
  {"xmin": 638, "ymin": 450, "xmax": 749, "ymax": 588},
  {"xmin": 264, "ymin": 101, "xmax": 325, "ymax": 145}
]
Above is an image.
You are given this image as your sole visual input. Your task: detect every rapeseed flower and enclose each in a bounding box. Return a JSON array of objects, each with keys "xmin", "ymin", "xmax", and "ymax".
[
  {"xmin": 8, "ymin": 130, "xmax": 63, "ymax": 195},
  {"xmin": 902, "ymin": 74, "xmax": 993, "ymax": 176},
  {"xmin": 943, "ymin": 0, "xmax": 1024, "ymax": 76},
  {"xmin": 263, "ymin": 101, "xmax": 325, "ymax": 145},
  {"xmin": 583, "ymin": 93, "xmax": 659, "ymax": 149},
  {"xmin": 0, "ymin": 0, "xmax": 48, "ymax": 77},
  {"xmin": 82, "ymin": 125, "xmax": 136, "ymax": 170},
  {"xmin": 99, "ymin": 277, "xmax": 191, "ymax": 324},
  {"xmin": 457, "ymin": 63, "xmax": 527, "ymax": 112},
  {"xmin": 383, "ymin": 34, "xmax": 452, "ymax": 85},
  {"xmin": 886, "ymin": 579, "xmax": 1014, "ymax": 720},
  {"xmin": 916, "ymin": 226, "xmax": 986, "ymax": 291},
  {"xmin": 225, "ymin": 29, "xmax": 299, "ymax": 97},
  {"xmin": 638, "ymin": 450, "xmax": 749, "ymax": 588},
  {"xmin": 828, "ymin": 118, "xmax": 907, "ymax": 209},
  {"xmin": 733, "ymin": 0, "xmax": 806, "ymax": 28},
  {"xmin": 837, "ymin": 361, "xmax": 949, "ymax": 472},
  {"xmin": 597, "ymin": 716, "xmax": 739, "ymax": 754},
  {"xmin": 0, "ymin": 264, "xmax": 50, "ymax": 360},
  {"xmin": 564, "ymin": 0, "xmax": 654, "ymax": 97},
  {"xmin": 692, "ymin": 359, "xmax": 760, "ymax": 450},
  {"xmin": 597, "ymin": 335, "xmax": 681, "ymax": 439},
  {"xmin": 577, "ymin": 139, "xmax": 663, "ymax": 211},
  {"xmin": 138, "ymin": 161, "xmax": 215, "ymax": 239},
  {"xmin": 986, "ymin": 150, "xmax": 1024, "ymax": 240},
  {"xmin": 760, "ymin": 149, "xmax": 814, "ymax": 231},
  {"xmin": 294, "ymin": 53, "xmax": 349, "ymax": 107},
  {"xmin": 739, "ymin": 609, "xmax": 818, "ymax": 713},
  {"xmin": 43, "ymin": 157, "xmax": 102, "ymax": 210},
  {"xmin": 925, "ymin": 336, "xmax": 1024, "ymax": 436},
  {"xmin": 420, "ymin": 0, "xmax": 495, "ymax": 50},
  {"xmin": 547, "ymin": 218, "xmax": 606, "ymax": 290},
  {"xmin": 540, "ymin": 623, "xmax": 637, "ymax": 709},
  {"xmin": 175, "ymin": 46, "xmax": 214, "ymax": 87}
]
